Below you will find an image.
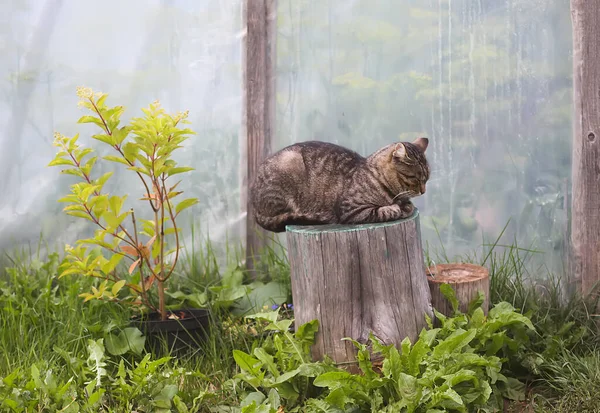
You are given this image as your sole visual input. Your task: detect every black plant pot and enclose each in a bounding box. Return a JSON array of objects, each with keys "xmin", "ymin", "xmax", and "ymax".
[{"xmin": 130, "ymin": 308, "xmax": 211, "ymax": 355}]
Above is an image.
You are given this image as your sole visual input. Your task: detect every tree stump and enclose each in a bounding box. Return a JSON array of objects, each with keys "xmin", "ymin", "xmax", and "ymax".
[
  {"xmin": 286, "ymin": 210, "xmax": 433, "ymax": 367},
  {"xmin": 426, "ymin": 263, "xmax": 490, "ymax": 316}
]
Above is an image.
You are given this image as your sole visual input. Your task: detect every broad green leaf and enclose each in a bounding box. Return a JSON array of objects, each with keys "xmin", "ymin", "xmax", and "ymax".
[
  {"xmin": 397, "ymin": 372, "xmax": 420, "ymax": 404},
  {"xmin": 48, "ymin": 157, "xmax": 74, "ymax": 167},
  {"xmin": 155, "ymin": 384, "xmax": 178, "ymax": 404},
  {"xmin": 77, "ymin": 115, "xmax": 105, "ymax": 128},
  {"xmin": 111, "ymin": 279, "xmax": 126, "ymax": 296},
  {"xmin": 313, "ymin": 371, "xmax": 367, "ymax": 390},
  {"xmin": 112, "ymin": 126, "xmax": 131, "ymax": 145},
  {"xmin": 467, "ymin": 291, "xmax": 485, "ymax": 315},
  {"xmin": 267, "ymin": 389, "xmax": 281, "ymax": 410},
  {"xmin": 240, "ymin": 391, "xmax": 266, "ymax": 409},
  {"xmin": 273, "ymin": 368, "xmax": 300, "ymax": 384},
  {"xmin": 325, "ymin": 387, "xmax": 355, "ymax": 409},
  {"xmin": 104, "ymin": 327, "xmax": 145, "ymax": 356},
  {"xmin": 440, "ymin": 283, "xmax": 460, "ymax": 314},
  {"xmin": 254, "ymin": 348, "xmax": 279, "ymax": 377},
  {"xmin": 382, "ymin": 346, "xmax": 403, "ymax": 381},
  {"xmin": 295, "ymin": 319, "xmax": 319, "ymax": 344},
  {"xmin": 233, "ymin": 350, "xmax": 263, "ymax": 377},
  {"xmin": 75, "ymin": 147, "xmax": 95, "ymax": 163},
  {"xmin": 408, "ymin": 336, "xmax": 430, "ymax": 376},
  {"xmin": 432, "ymin": 328, "xmax": 476, "ymax": 358},
  {"xmin": 167, "ymin": 166, "xmax": 195, "ymax": 176},
  {"xmin": 101, "ymin": 253, "xmax": 124, "ymax": 274},
  {"xmin": 91, "ymin": 133, "xmax": 114, "ymax": 146},
  {"xmin": 469, "ymin": 307, "xmax": 485, "ymax": 328},
  {"xmin": 103, "ymin": 155, "xmax": 131, "ymax": 166},
  {"xmin": 65, "ymin": 210, "xmax": 94, "ymax": 221},
  {"xmin": 175, "ymin": 198, "xmax": 199, "ymax": 215}
]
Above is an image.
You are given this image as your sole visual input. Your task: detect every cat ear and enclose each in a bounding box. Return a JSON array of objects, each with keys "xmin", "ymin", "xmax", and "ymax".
[
  {"xmin": 392, "ymin": 143, "xmax": 407, "ymax": 159},
  {"xmin": 412, "ymin": 137, "xmax": 429, "ymax": 152}
]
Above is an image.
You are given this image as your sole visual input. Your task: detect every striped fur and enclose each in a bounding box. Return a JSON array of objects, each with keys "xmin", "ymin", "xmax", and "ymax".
[{"xmin": 250, "ymin": 138, "xmax": 430, "ymax": 232}]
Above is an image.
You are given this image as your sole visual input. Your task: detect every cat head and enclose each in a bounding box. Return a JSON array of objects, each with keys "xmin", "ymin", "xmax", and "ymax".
[{"xmin": 390, "ymin": 137, "xmax": 430, "ymax": 197}]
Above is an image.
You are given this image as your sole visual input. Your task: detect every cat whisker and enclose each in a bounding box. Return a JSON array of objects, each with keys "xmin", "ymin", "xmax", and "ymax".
[{"xmin": 392, "ymin": 191, "xmax": 411, "ymax": 203}]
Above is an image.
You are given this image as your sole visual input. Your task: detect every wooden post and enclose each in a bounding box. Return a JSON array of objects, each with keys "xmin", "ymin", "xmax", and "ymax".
[
  {"xmin": 241, "ymin": 0, "xmax": 277, "ymax": 273},
  {"xmin": 426, "ymin": 263, "xmax": 490, "ymax": 316},
  {"xmin": 286, "ymin": 211, "xmax": 433, "ymax": 367},
  {"xmin": 570, "ymin": 0, "xmax": 600, "ymax": 296}
]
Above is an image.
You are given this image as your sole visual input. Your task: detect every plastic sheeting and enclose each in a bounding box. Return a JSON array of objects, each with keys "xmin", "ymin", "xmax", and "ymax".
[
  {"xmin": 276, "ymin": 0, "xmax": 572, "ymax": 274},
  {"xmin": 0, "ymin": 0, "xmax": 245, "ymax": 256},
  {"xmin": 1, "ymin": 0, "xmax": 573, "ymax": 275}
]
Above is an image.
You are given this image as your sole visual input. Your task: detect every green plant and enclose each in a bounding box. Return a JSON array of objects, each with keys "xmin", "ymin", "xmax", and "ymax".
[
  {"xmin": 48, "ymin": 86, "xmax": 198, "ymax": 320},
  {"xmin": 309, "ymin": 288, "xmax": 534, "ymax": 412},
  {"xmin": 226, "ymin": 309, "xmax": 336, "ymax": 411},
  {"xmin": 230, "ymin": 286, "xmax": 535, "ymax": 412}
]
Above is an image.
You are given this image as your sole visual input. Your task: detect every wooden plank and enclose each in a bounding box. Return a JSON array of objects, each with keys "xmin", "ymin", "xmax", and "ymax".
[
  {"xmin": 570, "ymin": 0, "xmax": 600, "ymax": 296},
  {"xmin": 242, "ymin": 0, "xmax": 277, "ymax": 273}
]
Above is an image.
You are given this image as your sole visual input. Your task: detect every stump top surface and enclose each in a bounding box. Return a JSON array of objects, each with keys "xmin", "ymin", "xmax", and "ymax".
[
  {"xmin": 286, "ymin": 209, "xmax": 419, "ymax": 234},
  {"xmin": 426, "ymin": 263, "xmax": 489, "ymax": 283}
]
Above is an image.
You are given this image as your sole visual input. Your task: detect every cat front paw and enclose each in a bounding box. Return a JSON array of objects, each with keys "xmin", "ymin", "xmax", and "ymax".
[{"xmin": 398, "ymin": 200, "xmax": 415, "ymax": 218}]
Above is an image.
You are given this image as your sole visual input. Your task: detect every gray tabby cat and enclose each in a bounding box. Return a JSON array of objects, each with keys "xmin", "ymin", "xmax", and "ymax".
[{"xmin": 250, "ymin": 138, "xmax": 430, "ymax": 232}]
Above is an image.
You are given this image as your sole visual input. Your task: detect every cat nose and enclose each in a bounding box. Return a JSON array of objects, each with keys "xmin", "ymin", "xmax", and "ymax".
[{"xmin": 420, "ymin": 184, "xmax": 426, "ymax": 194}]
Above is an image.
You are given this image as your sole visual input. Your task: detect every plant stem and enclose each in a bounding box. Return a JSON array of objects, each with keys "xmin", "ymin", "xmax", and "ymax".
[{"xmin": 158, "ymin": 279, "xmax": 166, "ymax": 321}]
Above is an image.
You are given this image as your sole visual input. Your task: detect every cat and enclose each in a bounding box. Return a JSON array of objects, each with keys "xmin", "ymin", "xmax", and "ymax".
[{"xmin": 250, "ymin": 137, "xmax": 430, "ymax": 232}]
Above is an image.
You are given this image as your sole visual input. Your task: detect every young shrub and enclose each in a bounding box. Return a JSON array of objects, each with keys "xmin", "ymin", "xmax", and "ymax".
[{"xmin": 49, "ymin": 87, "xmax": 198, "ymax": 321}]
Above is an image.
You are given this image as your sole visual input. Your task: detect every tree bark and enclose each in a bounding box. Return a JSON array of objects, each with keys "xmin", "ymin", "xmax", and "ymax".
[
  {"xmin": 426, "ymin": 263, "xmax": 490, "ymax": 317},
  {"xmin": 286, "ymin": 211, "xmax": 433, "ymax": 366},
  {"xmin": 570, "ymin": 0, "xmax": 600, "ymax": 296},
  {"xmin": 241, "ymin": 0, "xmax": 277, "ymax": 274}
]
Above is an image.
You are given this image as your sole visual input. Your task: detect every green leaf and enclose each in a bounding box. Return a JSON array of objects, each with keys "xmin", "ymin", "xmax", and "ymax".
[
  {"xmin": 112, "ymin": 126, "xmax": 131, "ymax": 145},
  {"xmin": 313, "ymin": 371, "xmax": 367, "ymax": 390},
  {"xmin": 273, "ymin": 368, "xmax": 301, "ymax": 384},
  {"xmin": 111, "ymin": 279, "xmax": 126, "ymax": 296},
  {"xmin": 324, "ymin": 387, "xmax": 354, "ymax": 409},
  {"xmin": 167, "ymin": 166, "xmax": 195, "ymax": 176},
  {"xmin": 432, "ymin": 328, "xmax": 477, "ymax": 358},
  {"xmin": 103, "ymin": 155, "xmax": 131, "ymax": 166},
  {"xmin": 78, "ymin": 115, "xmax": 105, "ymax": 128},
  {"xmin": 104, "ymin": 327, "xmax": 145, "ymax": 356},
  {"xmin": 155, "ymin": 384, "xmax": 178, "ymax": 405},
  {"xmin": 65, "ymin": 210, "xmax": 94, "ymax": 221},
  {"xmin": 467, "ymin": 291, "xmax": 485, "ymax": 315},
  {"xmin": 267, "ymin": 389, "xmax": 281, "ymax": 410},
  {"xmin": 440, "ymin": 283, "xmax": 460, "ymax": 314},
  {"xmin": 241, "ymin": 391, "xmax": 266, "ymax": 408},
  {"xmin": 397, "ymin": 372, "xmax": 420, "ymax": 404},
  {"xmin": 234, "ymin": 282, "xmax": 289, "ymax": 316},
  {"xmin": 48, "ymin": 157, "xmax": 75, "ymax": 167},
  {"xmin": 469, "ymin": 307, "xmax": 485, "ymax": 328},
  {"xmin": 233, "ymin": 350, "xmax": 263, "ymax": 377},
  {"xmin": 408, "ymin": 336, "xmax": 430, "ymax": 376},
  {"xmin": 101, "ymin": 253, "xmax": 124, "ymax": 274},
  {"xmin": 295, "ymin": 319, "xmax": 320, "ymax": 344},
  {"xmin": 175, "ymin": 198, "xmax": 199, "ymax": 215},
  {"xmin": 254, "ymin": 348, "xmax": 279, "ymax": 377},
  {"xmin": 91, "ymin": 133, "xmax": 114, "ymax": 146}
]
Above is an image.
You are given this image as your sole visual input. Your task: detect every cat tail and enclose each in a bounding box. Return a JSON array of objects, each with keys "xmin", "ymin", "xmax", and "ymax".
[{"xmin": 254, "ymin": 212, "xmax": 328, "ymax": 233}]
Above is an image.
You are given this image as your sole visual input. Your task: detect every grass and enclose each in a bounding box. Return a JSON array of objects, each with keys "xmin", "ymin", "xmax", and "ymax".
[
  {"xmin": 2, "ymin": 228, "xmax": 600, "ymax": 411},
  {"xmin": 0, "ymin": 237, "xmax": 284, "ymax": 412}
]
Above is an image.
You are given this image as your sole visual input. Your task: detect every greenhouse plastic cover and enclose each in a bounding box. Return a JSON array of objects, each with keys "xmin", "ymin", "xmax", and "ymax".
[{"xmin": 0, "ymin": 0, "xmax": 571, "ymax": 274}]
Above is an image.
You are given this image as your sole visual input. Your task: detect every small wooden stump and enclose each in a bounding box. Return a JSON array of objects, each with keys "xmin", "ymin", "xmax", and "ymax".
[
  {"xmin": 426, "ymin": 263, "xmax": 490, "ymax": 316},
  {"xmin": 286, "ymin": 210, "xmax": 433, "ymax": 367}
]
